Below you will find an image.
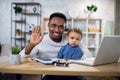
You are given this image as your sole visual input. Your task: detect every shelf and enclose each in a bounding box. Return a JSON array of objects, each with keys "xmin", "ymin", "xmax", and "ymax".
[
  {"xmin": 12, "ymin": 2, "xmax": 41, "ymax": 6},
  {"xmin": 12, "ymin": 20, "xmax": 26, "ymax": 23},
  {"xmin": 12, "ymin": 37, "xmax": 25, "ymax": 40},
  {"xmin": 44, "ymin": 17, "xmax": 101, "ymax": 21},
  {"xmin": 23, "ymin": 31, "xmax": 32, "ymax": 34},
  {"xmin": 87, "ymin": 46, "xmax": 96, "ymax": 49},
  {"xmin": 74, "ymin": 18, "xmax": 102, "ymax": 21},
  {"xmin": 22, "ymin": 12, "xmax": 41, "ymax": 15},
  {"xmin": 88, "ymin": 32, "xmax": 102, "ymax": 34},
  {"xmin": 11, "ymin": 2, "xmax": 42, "ymax": 50}
]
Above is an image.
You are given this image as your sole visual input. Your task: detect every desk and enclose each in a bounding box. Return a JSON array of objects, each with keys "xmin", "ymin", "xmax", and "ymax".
[{"xmin": 0, "ymin": 58, "xmax": 119, "ymax": 77}]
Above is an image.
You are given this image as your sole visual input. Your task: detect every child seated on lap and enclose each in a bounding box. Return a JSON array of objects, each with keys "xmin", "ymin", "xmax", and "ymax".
[{"xmin": 57, "ymin": 27, "xmax": 83, "ymax": 60}]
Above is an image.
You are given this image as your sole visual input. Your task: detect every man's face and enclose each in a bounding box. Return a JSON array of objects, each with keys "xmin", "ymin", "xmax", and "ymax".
[{"xmin": 48, "ymin": 17, "xmax": 65, "ymax": 42}]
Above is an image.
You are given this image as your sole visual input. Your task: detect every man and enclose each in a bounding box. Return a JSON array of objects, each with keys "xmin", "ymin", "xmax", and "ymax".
[{"xmin": 20, "ymin": 12, "xmax": 92, "ymax": 80}]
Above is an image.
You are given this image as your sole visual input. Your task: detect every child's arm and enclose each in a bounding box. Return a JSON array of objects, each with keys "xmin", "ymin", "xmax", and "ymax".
[
  {"xmin": 72, "ymin": 47, "xmax": 83, "ymax": 59},
  {"xmin": 57, "ymin": 46, "xmax": 65, "ymax": 58}
]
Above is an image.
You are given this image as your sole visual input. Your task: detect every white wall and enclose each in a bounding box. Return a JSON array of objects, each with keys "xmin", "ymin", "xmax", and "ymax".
[{"xmin": 0, "ymin": 0, "xmax": 115, "ymax": 44}]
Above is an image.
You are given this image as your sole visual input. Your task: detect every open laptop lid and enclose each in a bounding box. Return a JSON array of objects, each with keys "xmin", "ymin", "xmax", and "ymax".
[{"xmin": 93, "ymin": 35, "xmax": 120, "ymax": 66}]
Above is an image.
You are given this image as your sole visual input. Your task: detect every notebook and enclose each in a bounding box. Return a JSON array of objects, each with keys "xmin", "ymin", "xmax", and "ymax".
[
  {"xmin": 70, "ymin": 35, "xmax": 120, "ymax": 66},
  {"xmin": 31, "ymin": 57, "xmax": 58, "ymax": 64}
]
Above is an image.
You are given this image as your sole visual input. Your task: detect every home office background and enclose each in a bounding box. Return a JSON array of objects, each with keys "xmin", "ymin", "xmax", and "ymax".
[{"xmin": 0, "ymin": 0, "xmax": 116, "ymax": 56}]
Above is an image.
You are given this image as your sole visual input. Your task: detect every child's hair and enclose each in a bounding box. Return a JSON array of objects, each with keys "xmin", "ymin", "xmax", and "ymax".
[{"xmin": 67, "ymin": 27, "xmax": 83, "ymax": 38}]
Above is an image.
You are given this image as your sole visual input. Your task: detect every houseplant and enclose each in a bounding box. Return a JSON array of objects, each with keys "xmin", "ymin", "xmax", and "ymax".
[
  {"xmin": 13, "ymin": 5, "xmax": 22, "ymax": 15},
  {"xmin": 87, "ymin": 4, "xmax": 97, "ymax": 12},
  {"xmin": 11, "ymin": 46, "xmax": 20, "ymax": 54},
  {"xmin": 86, "ymin": 4, "xmax": 97, "ymax": 18},
  {"xmin": 13, "ymin": 5, "xmax": 22, "ymax": 20},
  {"xmin": 10, "ymin": 46, "xmax": 21, "ymax": 64}
]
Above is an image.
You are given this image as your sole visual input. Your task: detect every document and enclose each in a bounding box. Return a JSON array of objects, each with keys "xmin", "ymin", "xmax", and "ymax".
[{"xmin": 31, "ymin": 57, "xmax": 58, "ymax": 64}]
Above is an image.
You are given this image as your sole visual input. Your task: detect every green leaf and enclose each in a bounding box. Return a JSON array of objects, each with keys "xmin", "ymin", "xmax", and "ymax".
[
  {"xmin": 87, "ymin": 6, "xmax": 90, "ymax": 11},
  {"xmin": 13, "ymin": 5, "xmax": 22, "ymax": 14},
  {"xmin": 11, "ymin": 46, "xmax": 20, "ymax": 55},
  {"xmin": 87, "ymin": 4, "xmax": 97, "ymax": 12},
  {"xmin": 93, "ymin": 5, "xmax": 97, "ymax": 12}
]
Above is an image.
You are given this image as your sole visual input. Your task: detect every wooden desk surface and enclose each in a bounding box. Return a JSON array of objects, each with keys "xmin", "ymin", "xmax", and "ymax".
[{"xmin": 0, "ymin": 58, "xmax": 119, "ymax": 77}]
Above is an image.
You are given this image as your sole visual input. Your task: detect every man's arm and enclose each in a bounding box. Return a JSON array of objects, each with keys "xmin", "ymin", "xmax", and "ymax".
[
  {"xmin": 22, "ymin": 26, "xmax": 44, "ymax": 55},
  {"xmin": 25, "ymin": 43, "xmax": 35, "ymax": 55}
]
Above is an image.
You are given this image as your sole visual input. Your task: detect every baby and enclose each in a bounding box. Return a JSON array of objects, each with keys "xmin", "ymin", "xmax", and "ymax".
[{"xmin": 57, "ymin": 27, "xmax": 83, "ymax": 60}]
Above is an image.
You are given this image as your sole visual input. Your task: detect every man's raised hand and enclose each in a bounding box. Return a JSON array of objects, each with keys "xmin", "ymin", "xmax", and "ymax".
[{"xmin": 30, "ymin": 26, "xmax": 44, "ymax": 45}]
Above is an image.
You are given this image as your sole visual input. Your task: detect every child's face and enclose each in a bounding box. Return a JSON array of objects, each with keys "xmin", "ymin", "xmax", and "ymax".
[{"xmin": 66, "ymin": 31, "xmax": 82, "ymax": 47}]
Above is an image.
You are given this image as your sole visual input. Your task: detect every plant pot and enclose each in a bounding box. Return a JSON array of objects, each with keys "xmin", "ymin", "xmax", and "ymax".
[
  {"xmin": 10, "ymin": 54, "xmax": 21, "ymax": 64},
  {"xmin": 15, "ymin": 13, "xmax": 22, "ymax": 20}
]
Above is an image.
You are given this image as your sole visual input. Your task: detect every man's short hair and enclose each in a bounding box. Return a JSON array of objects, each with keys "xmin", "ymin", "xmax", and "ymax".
[{"xmin": 49, "ymin": 12, "xmax": 67, "ymax": 23}]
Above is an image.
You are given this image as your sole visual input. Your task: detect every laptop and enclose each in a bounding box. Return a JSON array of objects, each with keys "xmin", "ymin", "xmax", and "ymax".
[{"xmin": 71, "ymin": 35, "xmax": 120, "ymax": 66}]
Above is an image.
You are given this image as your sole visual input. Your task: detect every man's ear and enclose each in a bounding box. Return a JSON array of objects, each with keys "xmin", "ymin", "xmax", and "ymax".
[{"xmin": 48, "ymin": 22, "xmax": 50, "ymax": 28}]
